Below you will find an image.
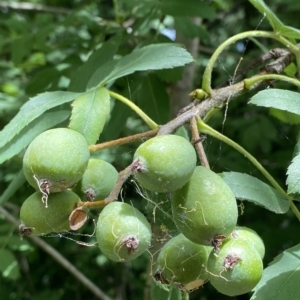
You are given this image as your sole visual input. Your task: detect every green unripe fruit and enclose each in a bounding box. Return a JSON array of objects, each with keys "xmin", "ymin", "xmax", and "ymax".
[
  {"xmin": 231, "ymin": 226, "xmax": 265, "ymax": 259},
  {"xmin": 20, "ymin": 190, "xmax": 80, "ymax": 235},
  {"xmin": 172, "ymin": 166, "xmax": 238, "ymax": 246},
  {"xmin": 96, "ymin": 202, "xmax": 152, "ymax": 262},
  {"xmin": 23, "ymin": 128, "xmax": 90, "ymax": 193},
  {"xmin": 133, "ymin": 135, "xmax": 197, "ymax": 193},
  {"xmin": 155, "ymin": 233, "xmax": 210, "ymax": 289},
  {"xmin": 74, "ymin": 159, "xmax": 118, "ymax": 201},
  {"xmin": 207, "ymin": 239, "xmax": 263, "ymax": 296}
]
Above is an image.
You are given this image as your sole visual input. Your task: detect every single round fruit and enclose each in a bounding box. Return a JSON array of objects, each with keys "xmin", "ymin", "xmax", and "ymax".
[
  {"xmin": 133, "ymin": 135, "xmax": 197, "ymax": 193},
  {"xmin": 172, "ymin": 166, "xmax": 238, "ymax": 246},
  {"xmin": 96, "ymin": 201, "xmax": 152, "ymax": 262},
  {"xmin": 155, "ymin": 233, "xmax": 211, "ymax": 289},
  {"xmin": 207, "ymin": 239, "xmax": 263, "ymax": 296},
  {"xmin": 74, "ymin": 159, "xmax": 118, "ymax": 201},
  {"xmin": 23, "ymin": 128, "xmax": 90, "ymax": 193},
  {"xmin": 20, "ymin": 190, "xmax": 80, "ymax": 235},
  {"xmin": 231, "ymin": 226, "xmax": 265, "ymax": 259}
]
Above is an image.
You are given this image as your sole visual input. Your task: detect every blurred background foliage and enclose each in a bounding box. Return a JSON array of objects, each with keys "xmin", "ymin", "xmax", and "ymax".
[{"xmin": 1, "ymin": 0, "xmax": 300, "ymax": 299}]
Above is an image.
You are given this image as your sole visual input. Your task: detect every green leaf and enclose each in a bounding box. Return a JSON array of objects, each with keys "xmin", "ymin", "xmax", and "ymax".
[
  {"xmin": 159, "ymin": 0, "xmax": 217, "ymax": 18},
  {"xmin": 0, "ymin": 91, "xmax": 80, "ymax": 149},
  {"xmin": 87, "ymin": 44, "xmax": 194, "ymax": 88},
  {"xmin": 174, "ymin": 126, "xmax": 190, "ymax": 140},
  {"xmin": 69, "ymin": 87, "xmax": 110, "ymax": 145},
  {"xmin": 284, "ymin": 63, "xmax": 298, "ymax": 78},
  {"xmin": 150, "ymin": 281, "xmax": 182, "ymax": 300},
  {"xmin": 248, "ymin": 0, "xmax": 284, "ymax": 31},
  {"xmin": 269, "ymin": 108, "xmax": 300, "ymax": 124},
  {"xmin": 0, "ymin": 249, "xmax": 20, "ymax": 280},
  {"xmin": 220, "ymin": 172, "xmax": 289, "ymax": 213},
  {"xmin": 0, "ymin": 170, "xmax": 26, "ymax": 204},
  {"xmin": 134, "ymin": 74, "xmax": 169, "ymax": 124},
  {"xmin": 251, "ymin": 244, "xmax": 300, "ymax": 300},
  {"xmin": 249, "ymin": 89, "xmax": 300, "ymax": 115},
  {"xmin": 68, "ymin": 36, "xmax": 121, "ymax": 92},
  {"xmin": 286, "ymin": 154, "xmax": 300, "ymax": 194},
  {"xmin": 0, "ymin": 110, "xmax": 70, "ymax": 164},
  {"xmin": 280, "ymin": 25, "xmax": 300, "ymax": 40}
]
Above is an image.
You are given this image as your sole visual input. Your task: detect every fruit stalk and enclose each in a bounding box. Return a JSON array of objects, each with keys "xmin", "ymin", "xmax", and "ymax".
[
  {"xmin": 108, "ymin": 91, "xmax": 159, "ymax": 129},
  {"xmin": 190, "ymin": 116, "xmax": 210, "ymax": 168},
  {"xmin": 244, "ymin": 73, "xmax": 300, "ymax": 89},
  {"xmin": 88, "ymin": 129, "xmax": 159, "ymax": 152},
  {"xmin": 77, "ymin": 161, "xmax": 137, "ymax": 208}
]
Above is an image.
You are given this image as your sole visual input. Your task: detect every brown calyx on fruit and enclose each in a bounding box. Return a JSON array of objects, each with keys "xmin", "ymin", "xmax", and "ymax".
[
  {"xmin": 223, "ymin": 253, "xmax": 242, "ymax": 270},
  {"xmin": 39, "ymin": 179, "xmax": 51, "ymax": 195},
  {"xmin": 211, "ymin": 234, "xmax": 227, "ymax": 254},
  {"xmin": 84, "ymin": 188, "xmax": 96, "ymax": 201},
  {"xmin": 19, "ymin": 224, "xmax": 34, "ymax": 236},
  {"xmin": 121, "ymin": 235, "xmax": 139, "ymax": 254},
  {"xmin": 131, "ymin": 158, "xmax": 147, "ymax": 173}
]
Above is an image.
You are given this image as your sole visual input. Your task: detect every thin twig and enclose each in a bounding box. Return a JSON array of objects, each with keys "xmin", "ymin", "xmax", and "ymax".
[
  {"xmin": 77, "ymin": 160, "xmax": 139, "ymax": 208},
  {"xmin": 0, "ymin": 206, "xmax": 112, "ymax": 300},
  {"xmin": 89, "ymin": 129, "xmax": 159, "ymax": 153},
  {"xmin": 217, "ymin": 47, "xmax": 293, "ymax": 87},
  {"xmin": 190, "ymin": 117, "xmax": 210, "ymax": 168},
  {"xmin": 158, "ymin": 47, "xmax": 298, "ymax": 135}
]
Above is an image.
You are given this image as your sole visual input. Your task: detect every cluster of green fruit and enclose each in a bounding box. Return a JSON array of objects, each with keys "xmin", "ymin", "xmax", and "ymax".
[
  {"xmin": 19, "ymin": 130, "xmax": 264, "ymax": 297},
  {"xmin": 19, "ymin": 128, "xmax": 152, "ymax": 263},
  {"xmin": 132, "ymin": 134, "xmax": 264, "ymax": 296},
  {"xmin": 20, "ymin": 128, "xmax": 119, "ymax": 235}
]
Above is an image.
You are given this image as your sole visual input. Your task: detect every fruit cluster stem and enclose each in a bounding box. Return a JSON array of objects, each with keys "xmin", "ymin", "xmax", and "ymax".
[
  {"xmin": 190, "ymin": 117, "xmax": 210, "ymax": 168},
  {"xmin": 89, "ymin": 129, "xmax": 159, "ymax": 153},
  {"xmin": 108, "ymin": 90, "xmax": 159, "ymax": 129},
  {"xmin": 77, "ymin": 161, "xmax": 138, "ymax": 208}
]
